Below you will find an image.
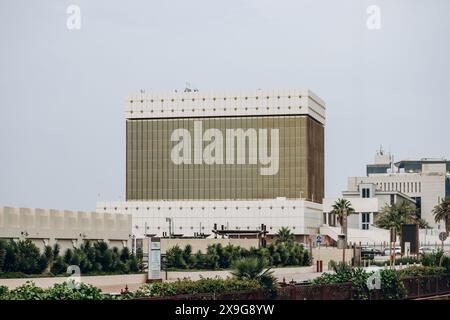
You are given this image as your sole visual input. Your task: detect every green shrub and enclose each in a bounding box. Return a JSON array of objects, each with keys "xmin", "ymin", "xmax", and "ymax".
[
  {"xmin": 163, "ymin": 238, "xmax": 311, "ymax": 271},
  {"xmin": 45, "ymin": 281, "xmax": 114, "ymax": 300},
  {"xmin": 0, "ymin": 281, "xmax": 114, "ymax": 300},
  {"xmin": 133, "ymin": 278, "xmax": 261, "ymax": 298},
  {"xmin": 2, "ymin": 281, "xmax": 46, "ymax": 300},
  {"xmin": 421, "ymin": 249, "xmax": 449, "ymax": 273},
  {"xmin": 379, "ymin": 269, "xmax": 407, "ymax": 300},
  {"xmin": 397, "ymin": 266, "xmax": 446, "ymax": 278},
  {"xmin": 371, "ymin": 256, "xmax": 419, "ymax": 267},
  {"xmin": 312, "ymin": 263, "xmax": 409, "ymax": 300},
  {"xmin": 231, "ymin": 257, "xmax": 278, "ymax": 292},
  {"xmin": 312, "ymin": 262, "xmax": 371, "ymax": 300},
  {"xmin": 0, "ymin": 285, "xmax": 8, "ymax": 298}
]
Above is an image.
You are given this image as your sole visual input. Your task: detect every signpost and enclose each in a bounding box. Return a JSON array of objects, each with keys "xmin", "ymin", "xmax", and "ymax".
[
  {"xmin": 316, "ymin": 234, "xmax": 322, "ymax": 272},
  {"xmin": 404, "ymin": 242, "xmax": 411, "ymax": 257},
  {"xmin": 148, "ymin": 237, "xmax": 162, "ymax": 282}
]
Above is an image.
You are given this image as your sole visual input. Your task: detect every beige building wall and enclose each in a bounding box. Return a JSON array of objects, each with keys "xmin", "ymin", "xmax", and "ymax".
[{"xmin": 0, "ymin": 207, "xmax": 132, "ymax": 252}]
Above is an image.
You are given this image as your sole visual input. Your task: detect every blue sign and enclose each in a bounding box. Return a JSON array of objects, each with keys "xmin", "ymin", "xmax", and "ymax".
[{"xmin": 316, "ymin": 235, "xmax": 322, "ymax": 244}]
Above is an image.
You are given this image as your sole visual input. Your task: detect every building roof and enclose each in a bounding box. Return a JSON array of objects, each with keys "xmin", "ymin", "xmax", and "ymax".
[
  {"xmin": 125, "ymin": 88, "xmax": 326, "ymax": 125},
  {"xmin": 395, "ymin": 159, "xmax": 449, "ymax": 168}
]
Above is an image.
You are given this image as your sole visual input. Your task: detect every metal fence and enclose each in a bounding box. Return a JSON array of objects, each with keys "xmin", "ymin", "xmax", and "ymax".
[
  {"xmin": 402, "ymin": 274, "xmax": 450, "ymax": 299},
  {"xmin": 136, "ymin": 274, "xmax": 450, "ymax": 300}
]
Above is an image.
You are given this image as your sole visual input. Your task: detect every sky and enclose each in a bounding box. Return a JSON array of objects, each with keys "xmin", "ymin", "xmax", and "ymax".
[{"xmin": 0, "ymin": 0, "xmax": 449, "ymax": 211}]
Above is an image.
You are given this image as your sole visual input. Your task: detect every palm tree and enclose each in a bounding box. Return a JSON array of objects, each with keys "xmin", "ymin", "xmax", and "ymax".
[
  {"xmin": 433, "ymin": 196, "xmax": 450, "ymax": 234},
  {"xmin": 376, "ymin": 201, "xmax": 420, "ymax": 234},
  {"xmin": 231, "ymin": 257, "xmax": 277, "ymax": 290},
  {"xmin": 275, "ymin": 227, "xmax": 295, "ymax": 245},
  {"xmin": 331, "ymin": 198, "xmax": 355, "ymax": 234}
]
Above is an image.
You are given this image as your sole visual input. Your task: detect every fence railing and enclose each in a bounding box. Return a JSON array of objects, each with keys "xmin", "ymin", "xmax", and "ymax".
[{"xmin": 135, "ymin": 274, "xmax": 450, "ymax": 300}]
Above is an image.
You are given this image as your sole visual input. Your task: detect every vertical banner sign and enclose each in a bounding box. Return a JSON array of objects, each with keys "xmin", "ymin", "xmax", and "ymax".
[{"xmin": 148, "ymin": 237, "xmax": 161, "ymax": 280}]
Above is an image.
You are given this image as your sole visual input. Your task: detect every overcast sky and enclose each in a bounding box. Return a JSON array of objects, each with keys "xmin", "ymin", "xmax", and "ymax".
[{"xmin": 1, "ymin": 0, "xmax": 449, "ymax": 211}]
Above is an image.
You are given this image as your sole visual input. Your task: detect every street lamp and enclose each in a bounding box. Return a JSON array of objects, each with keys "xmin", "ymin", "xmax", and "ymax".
[{"xmin": 166, "ymin": 217, "xmax": 172, "ymax": 238}]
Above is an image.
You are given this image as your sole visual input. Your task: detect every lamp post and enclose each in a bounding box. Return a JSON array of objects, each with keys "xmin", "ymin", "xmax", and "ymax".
[
  {"xmin": 166, "ymin": 218, "xmax": 172, "ymax": 238},
  {"xmin": 342, "ymin": 209, "xmax": 347, "ymax": 264}
]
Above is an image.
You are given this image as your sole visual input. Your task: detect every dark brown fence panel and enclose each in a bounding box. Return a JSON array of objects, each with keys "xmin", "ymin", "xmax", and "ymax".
[{"xmin": 135, "ymin": 275, "xmax": 450, "ymax": 300}]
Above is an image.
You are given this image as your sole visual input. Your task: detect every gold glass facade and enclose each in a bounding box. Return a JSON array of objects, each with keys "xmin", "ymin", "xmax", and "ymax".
[{"xmin": 126, "ymin": 115, "xmax": 324, "ymax": 202}]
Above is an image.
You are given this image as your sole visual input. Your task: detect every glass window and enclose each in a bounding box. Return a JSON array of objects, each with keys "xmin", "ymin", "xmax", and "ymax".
[{"xmin": 361, "ymin": 213, "xmax": 370, "ymax": 230}]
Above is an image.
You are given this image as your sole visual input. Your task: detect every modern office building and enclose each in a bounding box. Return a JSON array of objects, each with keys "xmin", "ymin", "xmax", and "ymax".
[
  {"xmin": 347, "ymin": 149, "xmax": 450, "ymax": 229},
  {"xmin": 323, "ymin": 187, "xmax": 416, "ymax": 231},
  {"xmin": 99, "ymin": 88, "xmax": 326, "ymax": 240}
]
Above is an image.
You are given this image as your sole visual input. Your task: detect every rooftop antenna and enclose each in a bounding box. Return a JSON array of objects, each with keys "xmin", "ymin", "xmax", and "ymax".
[{"xmin": 184, "ymin": 82, "xmax": 192, "ymax": 92}]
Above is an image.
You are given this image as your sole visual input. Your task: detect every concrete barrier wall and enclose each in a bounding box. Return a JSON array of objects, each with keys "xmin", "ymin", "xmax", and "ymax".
[
  {"xmin": 0, "ymin": 273, "xmax": 147, "ymax": 292},
  {"xmin": 311, "ymin": 247, "xmax": 354, "ymax": 270},
  {"xmin": 164, "ymin": 266, "xmax": 316, "ymax": 282}
]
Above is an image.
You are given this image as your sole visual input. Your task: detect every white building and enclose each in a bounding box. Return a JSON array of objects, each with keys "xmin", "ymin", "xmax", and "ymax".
[
  {"xmin": 98, "ymin": 88, "xmax": 326, "ymax": 242},
  {"xmin": 96, "ymin": 199, "xmax": 323, "ymax": 243},
  {"xmin": 347, "ymin": 150, "xmax": 450, "ymax": 229},
  {"xmin": 323, "ymin": 188, "xmax": 415, "ymax": 231}
]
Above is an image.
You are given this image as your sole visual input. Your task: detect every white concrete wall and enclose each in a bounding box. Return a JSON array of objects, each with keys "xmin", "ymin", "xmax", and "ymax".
[
  {"xmin": 97, "ymin": 199, "xmax": 323, "ymax": 238},
  {"xmin": 164, "ymin": 266, "xmax": 316, "ymax": 282},
  {"xmin": 0, "ymin": 274, "xmax": 146, "ymax": 292},
  {"xmin": 0, "ymin": 207, "xmax": 132, "ymax": 251}
]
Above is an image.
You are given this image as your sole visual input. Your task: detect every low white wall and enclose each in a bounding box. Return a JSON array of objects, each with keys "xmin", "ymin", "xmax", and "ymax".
[
  {"xmin": 0, "ymin": 273, "xmax": 147, "ymax": 291},
  {"xmin": 164, "ymin": 266, "xmax": 316, "ymax": 282},
  {"xmin": 311, "ymin": 247, "xmax": 354, "ymax": 270}
]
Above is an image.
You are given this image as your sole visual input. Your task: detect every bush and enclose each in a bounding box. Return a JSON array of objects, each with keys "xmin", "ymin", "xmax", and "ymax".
[
  {"xmin": 2, "ymin": 240, "xmax": 42, "ymax": 274},
  {"xmin": 421, "ymin": 249, "xmax": 450, "ymax": 273},
  {"xmin": 51, "ymin": 256, "xmax": 68, "ymax": 275},
  {"xmin": 163, "ymin": 241, "xmax": 311, "ymax": 271},
  {"xmin": 1, "ymin": 281, "xmax": 46, "ymax": 300},
  {"xmin": 312, "ymin": 262, "xmax": 371, "ymax": 300},
  {"xmin": 45, "ymin": 282, "xmax": 113, "ymax": 300},
  {"xmin": 371, "ymin": 256, "xmax": 419, "ymax": 267},
  {"xmin": 231, "ymin": 257, "xmax": 278, "ymax": 292},
  {"xmin": 312, "ymin": 263, "xmax": 408, "ymax": 300},
  {"xmin": 379, "ymin": 269, "xmax": 407, "ymax": 300},
  {"xmin": 397, "ymin": 266, "xmax": 446, "ymax": 278},
  {"xmin": 133, "ymin": 278, "xmax": 261, "ymax": 298},
  {"xmin": 0, "ymin": 239, "xmax": 143, "ymax": 277},
  {"xmin": 0, "ymin": 281, "xmax": 114, "ymax": 300}
]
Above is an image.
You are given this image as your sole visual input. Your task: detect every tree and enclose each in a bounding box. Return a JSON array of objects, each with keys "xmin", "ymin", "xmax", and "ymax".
[
  {"xmin": 165, "ymin": 245, "xmax": 187, "ymax": 269},
  {"xmin": 433, "ymin": 196, "xmax": 450, "ymax": 233},
  {"xmin": 15, "ymin": 240, "xmax": 41, "ymax": 274},
  {"xmin": 275, "ymin": 227, "xmax": 295, "ymax": 245},
  {"xmin": 38, "ymin": 254, "xmax": 49, "ymax": 273},
  {"xmin": 376, "ymin": 201, "xmax": 421, "ymax": 234},
  {"xmin": 52, "ymin": 243, "xmax": 60, "ymax": 259},
  {"xmin": 0, "ymin": 240, "xmax": 6, "ymax": 273},
  {"xmin": 331, "ymin": 198, "xmax": 355, "ymax": 234},
  {"xmin": 44, "ymin": 245, "xmax": 53, "ymax": 262},
  {"xmin": 120, "ymin": 247, "xmax": 130, "ymax": 262},
  {"xmin": 51, "ymin": 256, "xmax": 67, "ymax": 275},
  {"xmin": 231, "ymin": 257, "xmax": 277, "ymax": 291}
]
